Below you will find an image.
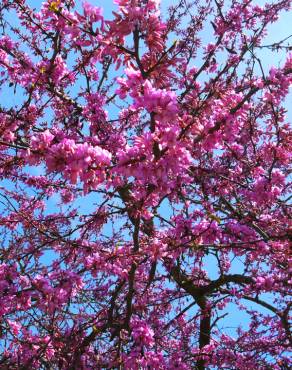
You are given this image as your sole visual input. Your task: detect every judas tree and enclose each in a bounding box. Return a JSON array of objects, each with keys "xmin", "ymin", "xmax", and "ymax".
[{"xmin": 0, "ymin": 0, "xmax": 291, "ymax": 369}]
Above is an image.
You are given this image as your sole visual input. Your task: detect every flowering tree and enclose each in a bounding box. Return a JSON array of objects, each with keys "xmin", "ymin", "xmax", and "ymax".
[{"xmin": 0, "ymin": 0, "xmax": 291, "ymax": 368}]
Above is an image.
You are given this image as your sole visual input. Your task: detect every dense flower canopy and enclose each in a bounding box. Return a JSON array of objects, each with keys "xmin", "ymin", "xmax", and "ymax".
[{"xmin": 0, "ymin": 0, "xmax": 291, "ymax": 369}]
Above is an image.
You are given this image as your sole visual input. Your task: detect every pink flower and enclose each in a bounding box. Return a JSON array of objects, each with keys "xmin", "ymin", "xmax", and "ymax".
[
  {"xmin": 132, "ymin": 318, "xmax": 155, "ymax": 347},
  {"xmin": 8, "ymin": 320, "xmax": 22, "ymax": 335},
  {"xmin": 83, "ymin": 2, "xmax": 103, "ymax": 23}
]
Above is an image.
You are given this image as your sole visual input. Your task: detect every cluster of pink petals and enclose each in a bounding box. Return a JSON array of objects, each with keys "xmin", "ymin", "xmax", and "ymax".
[{"xmin": 27, "ymin": 131, "xmax": 111, "ymax": 191}]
